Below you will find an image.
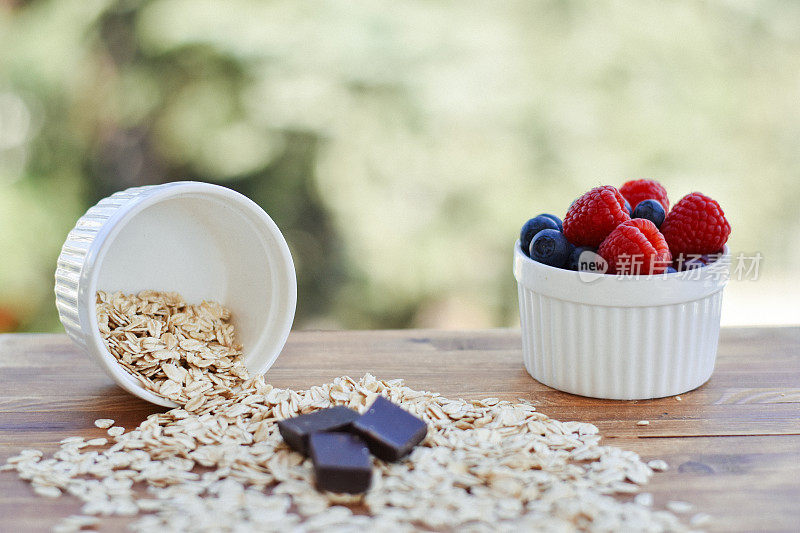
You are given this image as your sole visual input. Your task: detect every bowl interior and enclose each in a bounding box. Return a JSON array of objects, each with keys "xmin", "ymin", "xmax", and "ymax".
[{"xmin": 87, "ymin": 187, "xmax": 296, "ymax": 401}]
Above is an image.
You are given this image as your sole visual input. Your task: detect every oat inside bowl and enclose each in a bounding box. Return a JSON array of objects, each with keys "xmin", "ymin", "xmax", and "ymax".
[{"xmin": 96, "ymin": 290, "xmax": 250, "ymax": 409}]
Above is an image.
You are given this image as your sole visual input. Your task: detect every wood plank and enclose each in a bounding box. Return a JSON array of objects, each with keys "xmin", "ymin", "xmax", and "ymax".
[
  {"xmin": 1, "ymin": 327, "xmax": 799, "ymax": 532},
  {"xmin": 617, "ymin": 435, "xmax": 800, "ymax": 533}
]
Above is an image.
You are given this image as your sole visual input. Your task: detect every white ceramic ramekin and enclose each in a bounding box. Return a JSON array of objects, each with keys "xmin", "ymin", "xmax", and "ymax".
[
  {"xmin": 55, "ymin": 181, "xmax": 297, "ymax": 407},
  {"xmin": 513, "ymin": 242, "xmax": 730, "ymax": 400}
]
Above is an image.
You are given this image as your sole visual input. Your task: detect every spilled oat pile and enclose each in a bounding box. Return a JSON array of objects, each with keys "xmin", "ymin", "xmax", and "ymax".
[{"xmin": 3, "ymin": 291, "xmax": 702, "ymax": 532}]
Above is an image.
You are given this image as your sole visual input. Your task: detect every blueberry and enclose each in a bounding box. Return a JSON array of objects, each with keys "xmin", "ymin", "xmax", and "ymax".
[
  {"xmin": 684, "ymin": 261, "xmax": 702, "ymax": 270},
  {"xmin": 530, "ymin": 229, "xmax": 573, "ymax": 268},
  {"xmin": 632, "ymin": 199, "xmax": 666, "ymax": 228},
  {"xmin": 520, "ymin": 215, "xmax": 560, "ymax": 256},
  {"xmin": 624, "ymin": 199, "xmax": 632, "ymax": 216},
  {"xmin": 566, "ymin": 246, "xmax": 597, "ymax": 271},
  {"xmin": 540, "ymin": 213, "xmax": 563, "ymax": 231}
]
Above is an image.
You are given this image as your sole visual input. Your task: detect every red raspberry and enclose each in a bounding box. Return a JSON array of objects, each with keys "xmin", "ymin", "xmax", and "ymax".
[
  {"xmin": 598, "ymin": 219, "xmax": 672, "ymax": 275},
  {"xmin": 620, "ymin": 179, "xmax": 669, "ymax": 212},
  {"xmin": 661, "ymin": 192, "xmax": 731, "ymax": 255},
  {"xmin": 563, "ymin": 186, "xmax": 630, "ymax": 247}
]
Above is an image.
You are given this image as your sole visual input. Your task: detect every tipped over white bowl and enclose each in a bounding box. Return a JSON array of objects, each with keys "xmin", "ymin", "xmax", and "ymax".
[{"xmin": 55, "ymin": 181, "xmax": 297, "ymax": 407}]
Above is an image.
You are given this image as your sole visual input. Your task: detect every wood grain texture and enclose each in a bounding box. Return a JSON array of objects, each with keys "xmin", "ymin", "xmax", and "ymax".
[{"xmin": 1, "ymin": 327, "xmax": 799, "ymax": 532}]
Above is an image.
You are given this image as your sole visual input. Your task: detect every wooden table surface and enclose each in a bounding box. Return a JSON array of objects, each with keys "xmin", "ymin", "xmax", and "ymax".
[{"xmin": 1, "ymin": 327, "xmax": 799, "ymax": 532}]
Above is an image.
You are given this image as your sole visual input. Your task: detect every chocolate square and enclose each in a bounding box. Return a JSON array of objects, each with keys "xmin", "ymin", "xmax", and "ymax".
[
  {"xmin": 277, "ymin": 406, "xmax": 359, "ymax": 456},
  {"xmin": 309, "ymin": 432, "xmax": 372, "ymax": 493},
  {"xmin": 351, "ymin": 396, "xmax": 428, "ymax": 462}
]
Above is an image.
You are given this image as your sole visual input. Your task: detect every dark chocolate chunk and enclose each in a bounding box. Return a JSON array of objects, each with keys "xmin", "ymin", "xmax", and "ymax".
[
  {"xmin": 277, "ymin": 406, "xmax": 359, "ymax": 456},
  {"xmin": 351, "ymin": 395, "xmax": 428, "ymax": 462},
  {"xmin": 309, "ymin": 432, "xmax": 372, "ymax": 493}
]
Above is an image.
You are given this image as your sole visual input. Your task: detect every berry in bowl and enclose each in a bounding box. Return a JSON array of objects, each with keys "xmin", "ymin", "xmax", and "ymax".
[{"xmin": 514, "ymin": 180, "xmax": 731, "ymax": 400}]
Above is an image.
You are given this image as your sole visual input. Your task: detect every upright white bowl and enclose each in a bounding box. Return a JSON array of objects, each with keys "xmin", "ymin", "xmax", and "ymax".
[
  {"xmin": 513, "ymin": 242, "xmax": 729, "ymax": 400},
  {"xmin": 55, "ymin": 181, "xmax": 297, "ymax": 407}
]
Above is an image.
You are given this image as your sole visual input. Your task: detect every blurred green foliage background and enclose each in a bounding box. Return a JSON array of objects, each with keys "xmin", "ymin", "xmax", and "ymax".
[{"xmin": 1, "ymin": 0, "xmax": 799, "ymax": 333}]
